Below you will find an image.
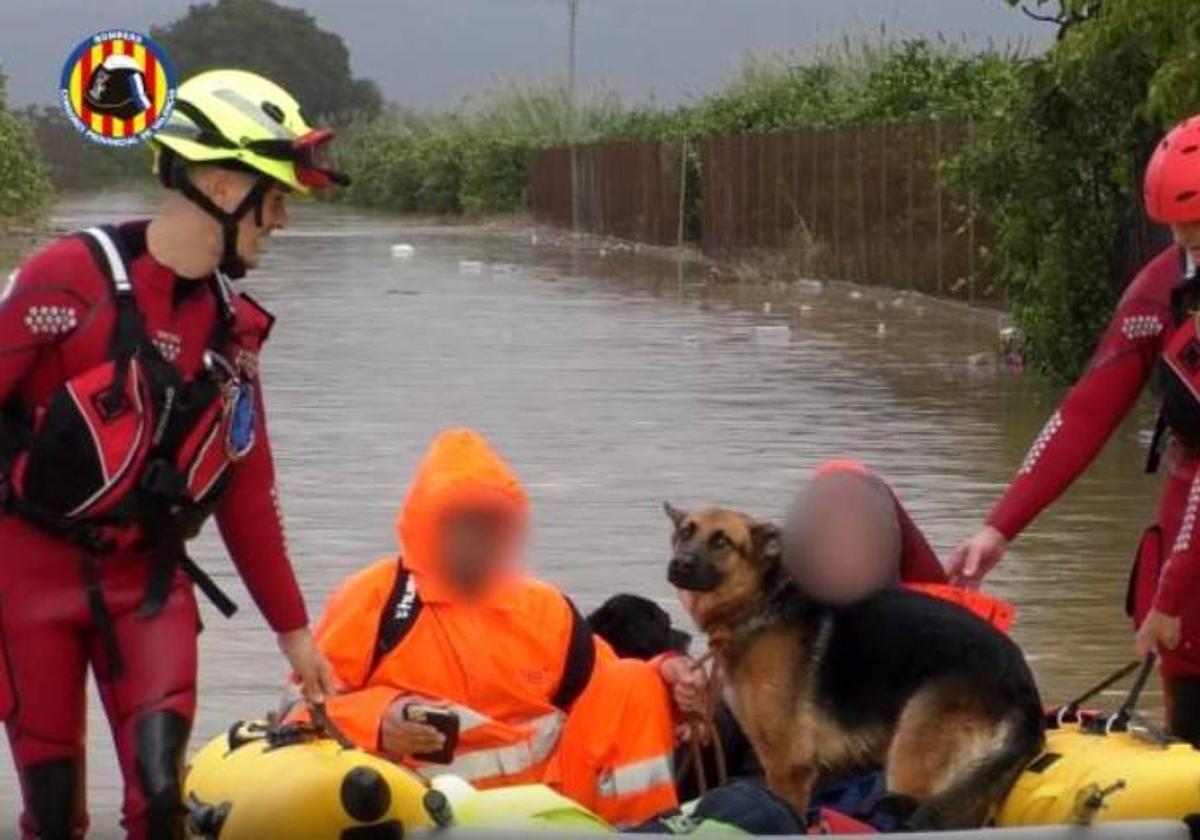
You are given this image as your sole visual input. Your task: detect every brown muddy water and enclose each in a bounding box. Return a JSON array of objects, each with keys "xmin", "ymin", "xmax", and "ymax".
[{"xmin": 0, "ymin": 192, "xmax": 1164, "ymax": 831}]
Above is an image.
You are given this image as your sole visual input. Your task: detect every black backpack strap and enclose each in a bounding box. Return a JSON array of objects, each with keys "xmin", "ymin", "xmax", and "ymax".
[
  {"xmin": 80, "ymin": 225, "xmax": 133, "ymax": 296},
  {"xmin": 1171, "ymin": 249, "xmax": 1200, "ymax": 325},
  {"xmin": 1146, "ymin": 410, "xmax": 1169, "ymax": 474},
  {"xmin": 208, "ymin": 271, "xmax": 237, "ymax": 348},
  {"xmin": 550, "ymin": 597, "xmax": 596, "ymax": 712},
  {"xmin": 79, "ymin": 226, "xmax": 145, "ymax": 408},
  {"xmin": 372, "ymin": 564, "xmax": 423, "ymax": 672}
]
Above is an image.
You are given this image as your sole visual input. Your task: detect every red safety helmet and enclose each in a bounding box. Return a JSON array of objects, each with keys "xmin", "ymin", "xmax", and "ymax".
[{"xmin": 1145, "ymin": 115, "xmax": 1200, "ymax": 226}]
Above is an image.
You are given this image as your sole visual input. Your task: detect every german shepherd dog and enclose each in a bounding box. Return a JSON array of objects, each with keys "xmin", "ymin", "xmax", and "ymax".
[{"xmin": 664, "ymin": 504, "xmax": 1044, "ymax": 829}]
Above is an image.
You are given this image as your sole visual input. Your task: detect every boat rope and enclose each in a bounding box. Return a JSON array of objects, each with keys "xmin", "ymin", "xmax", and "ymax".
[
  {"xmin": 674, "ymin": 649, "xmax": 729, "ymax": 796},
  {"xmin": 1055, "ymin": 659, "xmax": 1142, "ymax": 725}
]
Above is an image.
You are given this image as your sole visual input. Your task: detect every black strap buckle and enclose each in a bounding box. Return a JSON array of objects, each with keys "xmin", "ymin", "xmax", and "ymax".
[{"xmin": 139, "ymin": 458, "xmax": 187, "ymax": 501}]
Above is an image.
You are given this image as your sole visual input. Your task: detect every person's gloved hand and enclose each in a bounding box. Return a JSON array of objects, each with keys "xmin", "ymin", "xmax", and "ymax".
[
  {"xmin": 946, "ymin": 526, "xmax": 1008, "ymax": 588},
  {"xmin": 381, "ymin": 700, "xmax": 447, "ymax": 759},
  {"xmin": 278, "ymin": 627, "xmax": 340, "ymax": 705},
  {"xmin": 660, "ymin": 654, "xmax": 707, "ymax": 716},
  {"xmin": 1136, "ymin": 609, "xmax": 1181, "ymax": 658}
]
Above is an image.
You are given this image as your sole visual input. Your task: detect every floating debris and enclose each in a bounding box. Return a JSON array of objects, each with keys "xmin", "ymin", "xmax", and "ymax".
[
  {"xmin": 876, "ymin": 322, "xmax": 887, "ymax": 338},
  {"xmin": 754, "ymin": 324, "xmax": 792, "ymax": 346},
  {"xmin": 797, "ymin": 278, "xmax": 824, "ymax": 294},
  {"xmin": 763, "ymin": 301, "xmax": 773, "ymax": 315},
  {"xmin": 458, "ymin": 260, "xmax": 485, "ymax": 275},
  {"xmin": 849, "ymin": 290, "xmax": 864, "ymax": 301},
  {"xmin": 390, "ymin": 243, "xmax": 415, "ymax": 258},
  {"xmin": 967, "ymin": 352, "xmax": 996, "ymax": 371},
  {"xmin": 798, "ymin": 304, "xmax": 814, "ymax": 314},
  {"xmin": 530, "ymin": 233, "xmax": 539, "ymax": 246}
]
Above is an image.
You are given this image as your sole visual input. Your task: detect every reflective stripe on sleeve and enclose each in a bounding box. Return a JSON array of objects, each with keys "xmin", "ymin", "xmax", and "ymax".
[
  {"xmin": 414, "ymin": 710, "xmax": 565, "ymax": 783},
  {"xmin": 597, "ymin": 753, "xmax": 675, "ymax": 798}
]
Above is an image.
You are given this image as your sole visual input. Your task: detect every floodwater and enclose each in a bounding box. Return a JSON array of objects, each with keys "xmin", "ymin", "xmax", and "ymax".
[{"xmin": 0, "ymin": 192, "xmax": 1163, "ymax": 832}]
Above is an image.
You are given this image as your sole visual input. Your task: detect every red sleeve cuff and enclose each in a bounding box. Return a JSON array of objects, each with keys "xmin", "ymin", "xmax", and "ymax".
[
  {"xmin": 265, "ymin": 600, "xmax": 310, "ymax": 634},
  {"xmin": 985, "ymin": 510, "xmax": 1024, "ymax": 544}
]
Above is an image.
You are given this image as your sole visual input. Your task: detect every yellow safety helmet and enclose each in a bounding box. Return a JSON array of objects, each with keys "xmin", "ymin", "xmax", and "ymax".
[
  {"xmin": 150, "ymin": 69, "xmax": 348, "ymax": 277},
  {"xmin": 153, "ymin": 69, "xmax": 347, "ymax": 193}
]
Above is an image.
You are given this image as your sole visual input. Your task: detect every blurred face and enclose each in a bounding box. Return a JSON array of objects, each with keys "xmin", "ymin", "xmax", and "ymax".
[
  {"xmin": 1174, "ymin": 221, "xmax": 1200, "ymax": 264},
  {"xmin": 784, "ymin": 474, "xmax": 901, "ymax": 605},
  {"xmin": 441, "ymin": 506, "xmax": 524, "ymax": 598}
]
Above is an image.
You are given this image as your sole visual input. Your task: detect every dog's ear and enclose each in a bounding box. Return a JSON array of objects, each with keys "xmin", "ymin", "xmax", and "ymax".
[
  {"xmin": 750, "ymin": 521, "xmax": 783, "ymax": 568},
  {"xmin": 663, "ymin": 502, "xmax": 687, "ymax": 530}
]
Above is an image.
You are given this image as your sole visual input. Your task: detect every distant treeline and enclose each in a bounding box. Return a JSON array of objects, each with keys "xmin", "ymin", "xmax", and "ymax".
[
  {"xmin": 14, "ymin": 0, "xmax": 383, "ymax": 194},
  {"xmin": 335, "ymin": 39, "xmax": 1016, "ymax": 216}
]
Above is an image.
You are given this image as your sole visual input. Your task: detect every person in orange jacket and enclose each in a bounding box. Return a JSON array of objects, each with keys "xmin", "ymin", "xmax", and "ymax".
[{"xmin": 311, "ymin": 428, "xmax": 691, "ymax": 826}]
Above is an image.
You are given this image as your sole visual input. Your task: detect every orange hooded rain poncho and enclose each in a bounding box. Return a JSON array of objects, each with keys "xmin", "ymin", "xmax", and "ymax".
[{"xmin": 313, "ymin": 429, "xmax": 678, "ymax": 826}]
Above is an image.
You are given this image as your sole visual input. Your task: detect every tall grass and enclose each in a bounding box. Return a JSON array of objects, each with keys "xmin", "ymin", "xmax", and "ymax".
[{"xmin": 336, "ymin": 37, "xmax": 1020, "ymax": 217}]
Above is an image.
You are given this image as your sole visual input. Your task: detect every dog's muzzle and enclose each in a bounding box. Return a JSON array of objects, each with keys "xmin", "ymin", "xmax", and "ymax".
[{"xmin": 668, "ymin": 553, "xmax": 724, "ymax": 592}]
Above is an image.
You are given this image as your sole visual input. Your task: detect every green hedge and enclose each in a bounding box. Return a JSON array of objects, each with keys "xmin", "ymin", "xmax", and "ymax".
[
  {"xmin": 337, "ymin": 39, "xmax": 1015, "ymax": 219},
  {"xmin": 951, "ymin": 0, "xmax": 1200, "ymax": 379},
  {"xmin": 0, "ymin": 99, "xmax": 52, "ymax": 230}
]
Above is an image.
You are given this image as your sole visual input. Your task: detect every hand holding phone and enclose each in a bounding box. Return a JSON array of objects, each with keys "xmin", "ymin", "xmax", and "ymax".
[{"xmin": 398, "ymin": 702, "xmax": 460, "ymax": 764}]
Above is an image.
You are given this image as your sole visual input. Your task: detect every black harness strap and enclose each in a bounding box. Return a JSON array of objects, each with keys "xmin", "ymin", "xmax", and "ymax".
[
  {"xmin": 550, "ymin": 597, "xmax": 596, "ymax": 712},
  {"xmin": 371, "ymin": 564, "xmax": 423, "ymax": 673},
  {"xmin": 159, "ymin": 146, "xmax": 272, "ymax": 281},
  {"xmin": 1145, "ymin": 412, "xmax": 1169, "ymax": 474},
  {"xmin": 77, "ymin": 227, "xmax": 238, "ymax": 629},
  {"xmin": 1147, "ymin": 250, "xmax": 1200, "ymax": 474},
  {"xmin": 137, "ymin": 269, "xmax": 238, "ymax": 621}
]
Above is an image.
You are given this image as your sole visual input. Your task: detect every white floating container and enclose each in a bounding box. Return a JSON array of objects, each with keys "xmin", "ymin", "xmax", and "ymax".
[
  {"xmin": 754, "ymin": 324, "xmax": 792, "ymax": 346},
  {"xmin": 390, "ymin": 243, "xmax": 416, "ymax": 258}
]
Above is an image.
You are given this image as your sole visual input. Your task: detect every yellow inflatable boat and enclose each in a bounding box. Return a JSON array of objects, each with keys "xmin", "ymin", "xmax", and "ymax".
[
  {"xmin": 998, "ymin": 716, "xmax": 1200, "ymax": 826},
  {"xmin": 184, "ymin": 719, "xmax": 610, "ymax": 838},
  {"xmin": 186, "ymin": 658, "xmax": 1200, "ymax": 838}
]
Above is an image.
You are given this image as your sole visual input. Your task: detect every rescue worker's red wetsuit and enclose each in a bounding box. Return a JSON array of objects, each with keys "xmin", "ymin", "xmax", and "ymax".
[
  {"xmin": 0, "ymin": 221, "xmax": 307, "ymax": 838},
  {"xmin": 986, "ymin": 246, "xmax": 1200, "ymax": 728}
]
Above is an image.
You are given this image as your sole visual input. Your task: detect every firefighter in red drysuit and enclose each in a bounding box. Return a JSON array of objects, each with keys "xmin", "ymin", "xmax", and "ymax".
[
  {"xmin": 949, "ymin": 114, "xmax": 1200, "ymax": 745},
  {"xmin": 0, "ymin": 70, "xmax": 343, "ymax": 838}
]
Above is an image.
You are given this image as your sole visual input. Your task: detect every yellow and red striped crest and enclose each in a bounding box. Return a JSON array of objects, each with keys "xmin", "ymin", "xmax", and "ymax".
[{"xmin": 59, "ymin": 30, "xmax": 177, "ymax": 147}]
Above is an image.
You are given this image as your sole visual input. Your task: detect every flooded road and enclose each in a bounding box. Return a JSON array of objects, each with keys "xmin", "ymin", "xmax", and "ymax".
[{"xmin": 0, "ymin": 192, "xmax": 1162, "ymax": 830}]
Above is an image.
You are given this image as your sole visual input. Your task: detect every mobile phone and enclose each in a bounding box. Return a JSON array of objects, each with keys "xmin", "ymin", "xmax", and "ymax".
[{"xmin": 403, "ymin": 703, "xmax": 460, "ymax": 764}]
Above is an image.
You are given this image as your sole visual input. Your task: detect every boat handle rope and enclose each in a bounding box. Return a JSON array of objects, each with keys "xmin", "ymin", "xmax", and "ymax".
[
  {"xmin": 1055, "ymin": 659, "xmax": 1142, "ymax": 726},
  {"xmin": 309, "ymin": 701, "xmax": 356, "ymax": 751},
  {"xmin": 1071, "ymin": 654, "xmax": 1173, "ymax": 743}
]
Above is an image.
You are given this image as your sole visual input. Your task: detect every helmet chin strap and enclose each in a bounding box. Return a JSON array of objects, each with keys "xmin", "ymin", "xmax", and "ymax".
[{"xmin": 170, "ymin": 165, "xmax": 272, "ymax": 280}]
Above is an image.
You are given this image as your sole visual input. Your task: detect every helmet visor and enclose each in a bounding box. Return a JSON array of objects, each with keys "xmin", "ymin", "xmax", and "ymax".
[{"xmin": 246, "ymin": 128, "xmax": 350, "ymax": 191}]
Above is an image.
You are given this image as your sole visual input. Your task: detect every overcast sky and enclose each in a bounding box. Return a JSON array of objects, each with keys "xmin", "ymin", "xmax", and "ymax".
[{"xmin": 1, "ymin": 1, "xmax": 1051, "ymax": 110}]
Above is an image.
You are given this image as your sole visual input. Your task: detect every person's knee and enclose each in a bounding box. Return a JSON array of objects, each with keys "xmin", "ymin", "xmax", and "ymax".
[{"xmin": 135, "ymin": 710, "xmax": 191, "ymax": 837}]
